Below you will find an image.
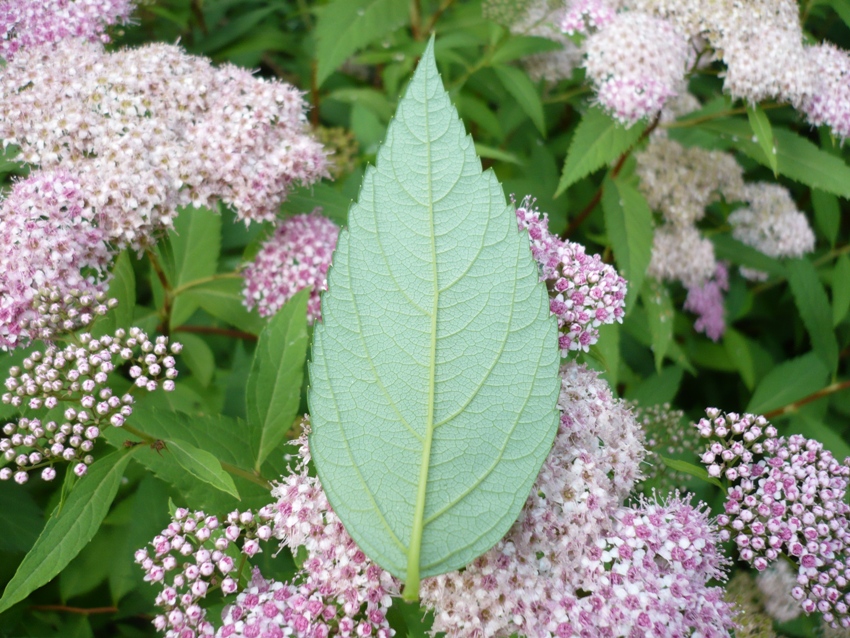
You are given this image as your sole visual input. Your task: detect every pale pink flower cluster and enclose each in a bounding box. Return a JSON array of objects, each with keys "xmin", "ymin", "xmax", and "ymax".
[
  {"xmin": 0, "ymin": 0, "xmax": 133, "ymax": 60},
  {"xmin": 516, "ymin": 198, "xmax": 626, "ymax": 352},
  {"xmin": 647, "ymin": 224, "xmax": 716, "ymax": 288},
  {"xmin": 0, "ymin": 170, "xmax": 112, "ymax": 349},
  {"xmin": 697, "ymin": 409, "xmax": 850, "ymax": 627},
  {"xmin": 730, "ymin": 183, "xmax": 815, "ymax": 281},
  {"xmin": 136, "ymin": 506, "xmax": 275, "ymax": 638},
  {"xmin": 801, "ymin": 44, "xmax": 850, "ymax": 139},
  {"xmin": 513, "ymin": 0, "xmax": 582, "ymax": 83},
  {"xmin": 420, "ymin": 364, "xmax": 731, "ymax": 638},
  {"xmin": 0, "ymin": 328, "xmax": 180, "ymax": 483},
  {"xmin": 242, "ymin": 212, "xmax": 340, "ymax": 324},
  {"xmin": 684, "ymin": 262, "xmax": 729, "ymax": 342},
  {"xmin": 0, "ymin": 38, "xmax": 327, "ymax": 248},
  {"xmin": 756, "ymin": 560, "xmax": 802, "ymax": 623}
]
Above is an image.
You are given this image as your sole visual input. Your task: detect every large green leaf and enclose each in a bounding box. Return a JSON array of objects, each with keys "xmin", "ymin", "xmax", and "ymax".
[
  {"xmin": 601, "ymin": 174, "xmax": 653, "ymax": 308},
  {"xmin": 180, "ymin": 277, "xmax": 266, "ymax": 335},
  {"xmin": 786, "ymin": 259, "xmax": 839, "ymax": 372},
  {"xmin": 642, "ymin": 279, "xmax": 673, "ymax": 372},
  {"xmin": 746, "ymin": 105, "xmax": 777, "ymax": 175},
  {"xmin": 492, "ymin": 64, "xmax": 546, "ymax": 136},
  {"xmin": 834, "ymin": 254, "xmax": 850, "ymax": 326},
  {"xmin": 314, "ymin": 0, "xmax": 410, "ymax": 87},
  {"xmin": 246, "ymin": 288, "xmax": 310, "ymax": 470},
  {"xmin": 91, "ymin": 250, "xmax": 136, "ymax": 338},
  {"xmin": 308, "ymin": 40, "xmax": 560, "ymax": 600},
  {"xmin": 169, "ymin": 205, "xmax": 222, "ymax": 329},
  {"xmin": 747, "ymin": 353, "xmax": 829, "ymax": 415},
  {"xmin": 0, "ymin": 449, "xmax": 134, "ymax": 614},
  {"xmin": 556, "ymin": 108, "xmax": 647, "ymax": 196},
  {"xmin": 168, "ymin": 438, "xmax": 241, "ymax": 500}
]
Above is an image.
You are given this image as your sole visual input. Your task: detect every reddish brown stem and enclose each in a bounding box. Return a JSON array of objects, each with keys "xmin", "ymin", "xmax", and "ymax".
[
  {"xmin": 762, "ymin": 379, "xmax": 850, "ymax": 419},
  {"xmin": 561, "ymin": 115, "xmax": 660, "ymax": 239},
  {"xmin": 29, "ymin": 605, "xmax": 118, "ymax": 615},
  {"xmin": 174, "ymin": 325, "xmax": 258, "ymax": 341}
]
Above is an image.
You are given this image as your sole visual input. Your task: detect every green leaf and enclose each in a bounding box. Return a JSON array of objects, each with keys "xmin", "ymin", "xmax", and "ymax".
[
  {"xmin": 724, "ymin": 328, "xmax": 756, "ymax": 390},
  {"xmin": 712, "ymin": 235, "xmax": 786, "ymax": 278},
  {"xmin": 246, "ymin": 289, "xmax": 310, "ymax": 470},
  {"xmin": 489, "ymin": 35, "xmax": 561, "ymax": 65},
  {"xmin": 92, "ymin": 251, "xmax": 136, "ymax": 338},
  {"xmin": 178, "ymin": 332, "xmax": 216, "ymax": 387},
  {"xmin": 746, "ymin": 105, "xmax": 777, "ymax": 175},
  {"xmin": 282, "ymin": 183, "xmax": 352, "ymax": 226},
  {"xmin": 169, "ymin": 206, "xmax": 222, "ymax": 329},
  {"xmin": 812, "ymin": 189, "xmax": 840, "ymax": 247},
  {"xmin": 309, "ymin": 39, "xmax": 560, "ymax": 599},
  {"xmin": 0, "ymin": 449, "xmax": 134, "ymax": 614},
  {"xmin": 642, "ymin": 279, "xmax": 673, "ymax": 372},
  {"xmin": 557, "ymin": 108, "xmax": 647, "ymax": 196},
  {"xmin": 492, "ymin": 64, "xmax": 546, "ymax": 136},
  {"xmin": 786, "ymin": 259, "xmax": 839, "ymax": 372},
  {"xmin": 181, "ymin": 277, "xmax": 266, "ymax": 335},
  {"xmin": 474, "ymin": 143, "xmax": 522, "ymax": 165},
  {"xmin": 626, "ymin": 365, "xmax": 684, "ymax": 407},
  {"xmin": 833, "ymin": 255, "xmax": 850, "ymax": 327},
  {"xmin": 167, "ymin": 439, "xmax": 241, "ymax": 500},
  {"xmin": 660, "ymin": 456, "xmax": 723, "ymax": 489},
  {"xmin": 747, "ymin": 353, "xmax": 829, "ymax": 415},
  {"xmin": 601, "ymin": 174, "xmax": 653, "ymax": 308},
  {"xmin": 314, "ymin": 0, "xmax": 410, "ymax": 87},
  {"xmin": 0, "ymin": 483, "xmax": 43, "ymax": 553}
]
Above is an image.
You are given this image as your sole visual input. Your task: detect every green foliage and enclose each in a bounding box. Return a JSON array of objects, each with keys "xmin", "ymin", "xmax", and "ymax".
[{"xmin": 309, "ymin": 40, "xmax": 559, "ymax": 599}]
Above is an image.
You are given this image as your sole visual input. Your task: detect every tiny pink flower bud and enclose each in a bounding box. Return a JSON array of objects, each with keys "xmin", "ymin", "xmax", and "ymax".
[{"xmin": 41, "ymin": 466, "xmax": 56, "ymax": 481}]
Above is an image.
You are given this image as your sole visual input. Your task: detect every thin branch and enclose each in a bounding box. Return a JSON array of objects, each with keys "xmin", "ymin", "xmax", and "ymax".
[
  {"xmin": 410, "ymin": 0, "xmax": 422, "ymax": 40},
  {"xmin": 30, "ymin": 605, "xmax": 118, "ymax": 615},
  {"xmin": 174, "ymin": 325, "xmax": 258, "ymax": 341},
  {"xmin": 562, "ymin": 114, "xmax": 660, "ymax": 239},
  {"xmin": 762, "ymin": 379, "xmax": 850, "ymax": 420},
  {"xmin": 171, "ymin": 272, "xmax": 240, "ymax": 297},
  {"xmin": 423, "ymin": 0, "xmax": 457, "ymax": 35}
]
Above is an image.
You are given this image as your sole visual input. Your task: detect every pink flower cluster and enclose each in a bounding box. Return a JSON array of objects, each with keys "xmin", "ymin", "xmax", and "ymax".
[
  {"xmin": 516, "ymin": 198, "xmax": 626, "ymax": 352},
  {"xmin": 0, "ymin": 171, "xmax": 113, "ymax": 349},
  {"xmin": 696, "ymin": 409, "xmax": 850, "ymax": 627},
  {"xmin": 422, "ymin": 364, "xmax": 733, "ymax": 637},
  {"xmin": 242, "ymin": 212, "xmax": 340, "ymax": 324},
  {"xmin": 136, "ymin": 506, "xmax": 275, "ymax": 638},
  {"xmin": 0, "ymin": 38, "xmax": 327, "ymax": 248},
  {"xmin": 683, "ymin": 262, "xmax": 729, "ymax": 342},
  {"xmin": 801, "ymin": 44, "xmax": 850, "ymax": 139},
  {"xmin": 0, "ymin": 0, "xmax": 133, "ymax": 60},
  {"xmin": 0, "ymin": 327, "xmax": 180, "ymax": 483}
]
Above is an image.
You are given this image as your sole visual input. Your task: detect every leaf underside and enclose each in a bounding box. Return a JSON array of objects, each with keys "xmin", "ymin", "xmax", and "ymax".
[{"xmin": 308, "ymin": 39, "xmax": 560, "ymax": 594}]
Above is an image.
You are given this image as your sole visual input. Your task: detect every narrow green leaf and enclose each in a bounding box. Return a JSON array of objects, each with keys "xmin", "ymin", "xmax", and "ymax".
[
  {"xmin": 601, "ymin": 174, "xmax": 653, "ymax": 308},
  {"xmin": 786, "ymin": 259, "xmax": 839, "ymax": 371},
  {"xmin": 833, "ymin": 255, "xmax": 850, "ymax": 326},
  {"xmin": 282, "ymin": 183, "xmax": 352, "ymax": 226},
  {"xmin": 489, "ymin": 36, "xmax": 561, "ymax": 65},
  {"xmin": 724, "ymin": 328, "xmax": 756, "ymax": 390},
  {"xmin": 456, "ymin": 94, "xmax": 504, "ymax": 141},
  {"xmin": 0, "ymin": 483, "xmax": 43, "ymax": 553},
  {"xmin": 246, "ymin": 288, "xmax": 310, "ymax": 470},
  {"xmin": 628, "ymin": 366, "xmax": 684, "ymax": 407},
  {"xmin": 314, "ymin": 0, "xmax": 410, "ymax": 87},
  {"xmin": 178, "ymin": 332, "xmax": 216, "ymax": 387},
  {"xmin": 168, "ymin": 439, "xmax": 241, "ymax": 500},
  {"xmin": 309, "ymin": 39, "xmax": 560, "ymax": 599},
  {"xmin": 812, "ymin": 189, "xmax": 840, "ymax": 247},
  {"xmin": 170, "ymin": 206, "xmax": 222, "ymax": 328},
  {"xmin": 181, "ymin": 277, "xmax": 266, "ymax": 335},
  {"xmin": 557, "ymin": 108, "xmax": 647, "ymax": 196},
  {"xmin": 660, "ymin": 456, "xmax": 723, "ymax": 489},
  {"xmin": 747, "ymin": 353, "xmax": 829, "ymax": 415},
  {"xmin": 712, "ymin": 235, "xmax": 786, "ymax": 278},
  {"xmin": 492, "ymin": 64, "xmax": 546, "ymax": 136},
  {"xmin": 0, "ymin": 449, "xmax": 134, "ymax": 614},
  {"xmin": 474, "ymin": 143, "xmax": 522, "ymax": 165},
  {"xmin": 642, "ymin": 279, "xmax": 673, "ymax": 372},
  {"xmin": 746, "ymin": 105, "xmax": 777, "ymax": 175},
  {"xmin": 91, "ymin": 251, "xmax": 136, "ymax": 338}
]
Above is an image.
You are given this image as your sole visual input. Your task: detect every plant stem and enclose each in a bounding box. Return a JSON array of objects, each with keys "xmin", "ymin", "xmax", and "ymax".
[
  {"xmin": 410, "ymin": 0, "xmax": 422, "ymax": 40},
  {"xmin": 171, "ymin": 272, "xmax": 240, "ymax": 297},
  {"xmin": 29, "ymin": 605, "xmax": 118, "ymax": 615},
  {"xmin": 423, "ymin": 0, "xmax": 456, "ymax": 35},
  {"xmin": 762, "ymin": 379, "xmax": 850, "ymax": 419}
]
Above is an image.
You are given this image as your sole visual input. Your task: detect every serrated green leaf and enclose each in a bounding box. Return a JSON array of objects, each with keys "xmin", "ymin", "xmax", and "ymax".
[
  {"xmin": 492, "ymin": 64, "xmax": 546, "ymax": 136},
  {"xmin": 724, "ymin": 328, "xmax": 756, "ymax": 390},
  {"xmin": 309, "ymin": 40, "xmax": 560, "ymax": 599},
  {"xmin": 660, "ymin": 456, "xmax": 723, "ymax": 489},
  {"xmin": 557, "ymin": 108, "xmax": 647, "ymax": 196},
  {"xmin": 178, "ymin": 332, "xmax": 216, "ymax": 387},
  {"xmin": 0, "ymin": 449, "xmax": 134, "ymax": 614},
  {"xmin": 642, "ymin": 279, "xmax": 673, "ymax": 372},
  {"xmin": 601, "ymin": 174, "xmax": 653, "ymax": 308},
  {"xmin": 169, "ymin": 206, "xmax": 222, "ymax": 329},
  {"xmin": 786, "ymin": 259, "xmax": 838, "ymax": 372},
  {"xmin": 247, "ymin": 289, "xmax": 309, "ymax": 470},
  {"xmin": 812, "ymin": 189, "xmax": 840, "ymax": 247},
  {"xmin": 833, "ymin": 255, "xmax": 850, "ymax": 327},
  {"xmin": 746, "ymin": 105, "xmax": 777, "ymax": 175},
  {"xmin": 315, "ymin": 0, "xmax": 410, "ymax": 87},
  {"xmin": 747, "ymin": 353, "xmax": 829, "ymax": 415},
  {"xmin": 92, "ymin": 251, "xmax": 136, "ymax": 338},
  {"xmin": 168, "ymin": 439, "xmax": 241, "ymax": 500}
]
